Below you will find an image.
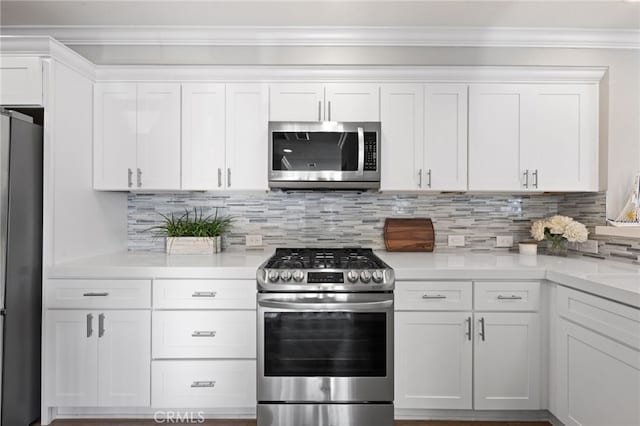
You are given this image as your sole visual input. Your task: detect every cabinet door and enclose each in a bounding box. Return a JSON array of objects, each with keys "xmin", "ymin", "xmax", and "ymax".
[
  {"xmin": 468, "ymin": 85, "xmax": 525, "ymax": 191},
  {"xmin": 325, "ymin": 83, "xmax": 380, "ymax": 122},
  {"xmin": 380, "ymin": 84, "xmax": 424, "ymax": 191},
  {"xmin": 395, "ymin": 312, "xmax": 472, "ymax": 409},
  {"xmin": 474, "ymin": 312, "xmax": 541, "ymax": 410},
  {"xmin": 0, "ymin": 57, "xmax": 43, "ymax": 105},
  {"xmin": 225, "ymin": 84, "xmax": 269, "ymax": 190},
  {"xmin": 98, "ymin": 311, "xmax": 151, "ymax": 407},
  {"xmin": 181, "ymin": 83, "xmax": 226, "ymax": 190},
  {"xmin": 521, "ymin": 84, "xmax": 599, "ymax": 191},
  {"xmin": 424, "ymin": 85, "xmax": 468, "ymax": 191},
  {"xmin": 93, "ymin": 83, "xmax": 137, "ymax": 190},
  {"xmin": 45, "ymin": 311, "xmax": 98, "ymax": 407},
  {"xmin": 270, "ymin": 83, "xmax": 324, "ymax": 122},
  {"xmin": 136, "ymin": 83, "xmax": 181, "ymax": 190},
  {"xmin": 556, "ymin": 319, "xmax": 640, "ymax": 426}
]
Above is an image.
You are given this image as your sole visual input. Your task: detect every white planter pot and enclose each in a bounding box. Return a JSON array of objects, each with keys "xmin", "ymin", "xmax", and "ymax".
[{"xmin": 166, "ymin": 236, "xmax": 222, "ymax": 255}]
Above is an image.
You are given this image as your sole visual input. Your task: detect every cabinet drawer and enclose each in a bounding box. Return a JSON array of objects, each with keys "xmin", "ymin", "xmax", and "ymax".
[
  {"xmin": 153, "ymin": 279, "xmax": 255, "ymax": 309},
  {"xmin": 558, "ymin": 286, "xmax": 640, "ymax": 350},
  {"xmin": 474, "ymin": 281, "xmax": 540, "ymax": 311},
  {"xmin": 152, "ymin": 360, "xmax": 256, "ymax": 408},
  {"xmin": 395, "ymin": 281, "xmax": 472, "ymax": 311},
  {"xmin": 152, "ymin": 311, "xmax": 256, "ymax": 359},
  {"xmin": 46, "ymin": 279, "xmax": 151, "ymax": 309}
]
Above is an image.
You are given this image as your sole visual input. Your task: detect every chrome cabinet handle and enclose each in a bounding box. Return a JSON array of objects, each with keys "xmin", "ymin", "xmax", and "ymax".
[
  {"xmin": 422, "ymin": 294, "xmax": 447, "ymax": 299},
  {"xmin": 328, "ymin": 101, "xmax": 331, "ymax": 121},
  {"xmin": 217, "ymin": 168, "xmax": 222, "ymax": 188},
  {"xmin": 86, "ymin": 313, "xmax": 93, "ymax": 338},
  {"xmin": 227, "ymin": 168, "xmax": 231, "ymax": 187},
  {"xmin": 427, "ymin": 169, "xmax": 432, "ymax": 188},
  {"xmin": 137, "ymin": 168, "xmax": 142, "ymax": 188},
  {"xmin": 192, "ymin": 291, "xmax": 217, "ymax": 298},
  {"xmin": 523, "ymin": 170, "xmax": 529, "ymax": 189},
  {"xmin": 98, "ymin": 313, "xmax": 105, "ymax": 338},
  {"xmin": 479, "ymin": 317, "xmax": 486, "ymax": 341},
  {"xmin": 127, "ymin": 168, "xmax": 133, "ymax": 188},
  {"xmin": 418, "ymin": 169, "xmax": 423, "ymax": 188},
  {"xmin": 465, "ymin": 316, "xmax": 472, "ymax": 341},
  {"xmin": 318, "ymin": 100, "xmax": 322, "ymax": 121},
  {"xmin": 532, "ymin": 169, "xmax": 539, "ymax": 188},
  {"xmin": 497, "ymin": 295, "xmax": 523, "ymax": 300},
  {"xmin": 192, "ymin": 331, "xmax": 216, "ymax": 337},
  {"xmin": 83, "ymin": 292, "xmax": 109, "ymax": 297},
  {"xmin": 191, "ymin": 381, "xmax": 216, "ymax": 388}
]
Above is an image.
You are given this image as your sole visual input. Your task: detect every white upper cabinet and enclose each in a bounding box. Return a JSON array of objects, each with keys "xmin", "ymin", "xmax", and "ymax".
[
  {"xmin": 181, "ymin": 83, "xmax": 226, "ymax": 190},
  {"xmin": 226, "ymin": 84, "xmax": 269, "ymax": 191},
  {"xmin": 468, "ymin": 84, "xmax": 524, "ymax": 191},
  {"xmin": 521, "ymin": 84, "xmax": 599, "ymax": 191},
  {"xmin": 380, "ymin": 84, "xmax": 424, "ymax": 191},
  {"xmin": 269, "ymin": 83, "xmax": 325, "ymax": 122},
  {"xmin": 93, "ymin": 82, "xmax": 181, "ymax": 191},
  {"xmin": 325, "ymin": 83, "xmax": 380, "ymax": 122},
  {"xmin": 136, "ymin": 83, "xmax": 181, "ymax": 191},
  {"xmin": 0, "ymin": 57, "xmax": 43, "ymax": 106},
  {"xmin": 424, "ymin": 85, "xmax": 468, "ymax": 191},
  {"xmin": 93, "ymin": 83, "xmax": 137, "ymax": 190},
  {"xmin": 469, "ymin": 83, "xmax": 599, "ymax": 192}
]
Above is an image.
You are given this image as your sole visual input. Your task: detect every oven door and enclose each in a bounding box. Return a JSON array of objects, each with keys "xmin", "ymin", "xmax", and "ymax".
[
  {"xmin": 269, "ymin": 122, "xmax": 380, "ymax": 188},
  {"xmin": 257, "ymin": 292, "xmax": 393, "ymax": 403}
]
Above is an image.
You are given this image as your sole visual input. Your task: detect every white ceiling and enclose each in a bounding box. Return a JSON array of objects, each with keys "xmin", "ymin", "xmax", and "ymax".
[{"xmin": 1, "ymin": 1, "xmax": 639, "ymax": 28}]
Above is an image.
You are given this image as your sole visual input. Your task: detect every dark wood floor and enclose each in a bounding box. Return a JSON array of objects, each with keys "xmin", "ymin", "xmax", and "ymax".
[{"xmin": 42, "ymin": 420, "xmax": 551, "ymax": 426}]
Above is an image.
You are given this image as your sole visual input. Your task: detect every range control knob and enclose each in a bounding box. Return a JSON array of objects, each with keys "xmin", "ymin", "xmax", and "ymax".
[
  {"xmin": 268, "ymin": 271, "xmax": 280, "ymax": 282},
  {"xmin": 292, "ymin": 270, "xmax": 305, "ymax": 282},
  {"xmin": 280, "ymin": 270, "xmax": 292, "ymax": 281},
  {"xmin": 360, "ymin": 271, "xmax": 372, "ymax": 283},
  {"xmin": 372, "ymin": 270, "xmax": 384, "ymax": 283},
  {"xmin": 347, "ymin": 271, "xmax": 359, "ymax": 283}
]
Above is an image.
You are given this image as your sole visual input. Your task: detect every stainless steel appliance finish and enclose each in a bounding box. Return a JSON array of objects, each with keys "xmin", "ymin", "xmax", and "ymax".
[
  {"xmin": 0, "ymin": 109, "xmax": 43, "ymax": 426},
  {"xmin": 257, "ymin": 248, "xmax": 394, "ymax": 293},
  {"xmin": 269, "ymin": 122, "xmax": 380, "ymax": 189},
  {"xmin": 257, "ymin": 403, "xmax": 394, "ymax": 426},
  {"xmin": 257, "ymin": 248, "xmax": 394, "ymax": 426}
]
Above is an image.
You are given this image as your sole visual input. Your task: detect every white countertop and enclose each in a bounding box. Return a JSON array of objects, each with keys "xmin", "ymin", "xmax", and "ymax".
[{"xmin": 48, "ymin": 250, "xmax": 640, "ymax": 308}]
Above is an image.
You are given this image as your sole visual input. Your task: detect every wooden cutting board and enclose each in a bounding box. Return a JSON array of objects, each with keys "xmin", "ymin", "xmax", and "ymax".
[{"xmin": 383, "ymin": 218, "xmax": 434, "ymax": 252}]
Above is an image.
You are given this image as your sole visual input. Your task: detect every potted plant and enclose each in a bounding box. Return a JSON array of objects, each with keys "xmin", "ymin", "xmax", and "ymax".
[
  {"xmin": 151, "ymin": 208, "xmax": 233, "ymax": 255},
  {"xmin": 530, "ymin": 215, "xmax": 588, "ymax": 256}
]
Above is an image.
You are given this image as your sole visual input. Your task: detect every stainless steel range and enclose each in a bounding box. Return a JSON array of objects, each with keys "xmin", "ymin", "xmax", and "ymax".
[{"xmin": 256, "ymin": 248, "xmax": 394, "ymax": 426}]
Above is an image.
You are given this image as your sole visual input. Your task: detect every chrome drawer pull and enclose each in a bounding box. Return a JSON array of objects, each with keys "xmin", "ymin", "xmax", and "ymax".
[
  {"xmin": 497, "ymin": 295, "xmax": 523, "ymax": 300},
  {"xmin": 83, "ymin": 292, "xmax": 109, "ymax": 297},
  {"xmin": 191, "ymin": 381, "xmax": 216, "ymax": 388},
  {"xmin": 192, "ymin": 291, "xmax": 217, "ymax": 298},
  {"xmin": 422, "ymin": 294, "xmax": 447, "ymax": 299},
  {"xmin": 192, "ymin": 331, "xmax": 216, "ymax": 337}
]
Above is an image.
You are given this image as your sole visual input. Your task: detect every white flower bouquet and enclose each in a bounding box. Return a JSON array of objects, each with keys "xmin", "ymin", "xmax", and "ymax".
[{"xmin": 530, "ymin": 215, "xmax": 589, "ymax": 255}]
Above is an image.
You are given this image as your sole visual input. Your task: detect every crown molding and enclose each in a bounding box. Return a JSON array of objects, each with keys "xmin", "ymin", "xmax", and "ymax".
[
  {"xmin": 2, "ymin": 25, "xmax": 639, "ymax": 49},
  {"xmin": 93, "ymin": 65, "xmax": 607, "ymax": 83},
  {"xmin": 0, "ymin": 36, "xmax": 96, "ymax": 79}
]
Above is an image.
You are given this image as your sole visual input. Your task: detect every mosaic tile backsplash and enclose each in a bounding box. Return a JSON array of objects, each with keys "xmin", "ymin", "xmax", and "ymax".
[{"xmin": 128, "ymin": 191, "xmax": 639, "ymax": 263}]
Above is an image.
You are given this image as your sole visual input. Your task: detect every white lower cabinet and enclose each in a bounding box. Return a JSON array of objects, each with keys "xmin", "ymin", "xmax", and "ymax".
[
  {"xmin": 473, "ymin": 312, "xmax": 541, "ymax": 410},
  {"xmin": 395, "ymin": 312, "xmax": 472, "ymax": 409},
  {"xmin": 152, "ymin": 360, "xmax": 256, "ymax": 408},
  {"xmin": 45, "ymin": 310, "xmax": 150, "ymax": 407}
]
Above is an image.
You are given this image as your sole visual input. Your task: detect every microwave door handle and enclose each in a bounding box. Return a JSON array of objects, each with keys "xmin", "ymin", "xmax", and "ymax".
[
  {"xmin": 357, "ymin": 126, "xmax": 365, "ymax": 176},
  {"xmin": 259, "ymin": 299, "xmax": 393, "ymax": 311}
]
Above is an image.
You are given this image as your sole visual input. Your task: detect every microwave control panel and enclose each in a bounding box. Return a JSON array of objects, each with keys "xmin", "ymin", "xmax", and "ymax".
[{"xmin": 364, "ymin": 132, "xmax": 377, "ymax": 171}]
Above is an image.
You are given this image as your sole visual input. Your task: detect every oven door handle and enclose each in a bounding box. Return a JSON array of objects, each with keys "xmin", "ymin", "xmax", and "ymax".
[
  {"xmin": 356, "ymin": 126, "xmax": 365, "ymax": 176},
  {"xmin": 258, "ymin": 299, "xmax": 393, "ymax": 311}
]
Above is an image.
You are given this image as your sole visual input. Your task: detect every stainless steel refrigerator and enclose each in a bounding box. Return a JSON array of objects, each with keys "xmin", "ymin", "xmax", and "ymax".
[{"xmin": 0, "ymin": 109, "xmax": 43, "ymax": 426}]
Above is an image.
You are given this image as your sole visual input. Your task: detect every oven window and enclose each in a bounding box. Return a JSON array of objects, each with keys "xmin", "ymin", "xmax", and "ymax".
[
  {"xmin": 272, "ymin": 131, "xmax": 359, "ymax": 172},
  {"xmin": 264, "ymin": 312, "xmax": 387, "ymax": 377}
]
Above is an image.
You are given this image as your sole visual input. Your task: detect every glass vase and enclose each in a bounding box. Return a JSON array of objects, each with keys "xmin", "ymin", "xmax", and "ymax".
[{"xmin": 546, "ymin": 235, "xmax": 568, "ymax": 257}]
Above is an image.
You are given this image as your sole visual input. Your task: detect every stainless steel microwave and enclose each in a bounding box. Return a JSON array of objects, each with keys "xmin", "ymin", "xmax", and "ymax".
[{"xmin": 269, "ymin": 122, "xmax": 381, "ymax": 189}]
